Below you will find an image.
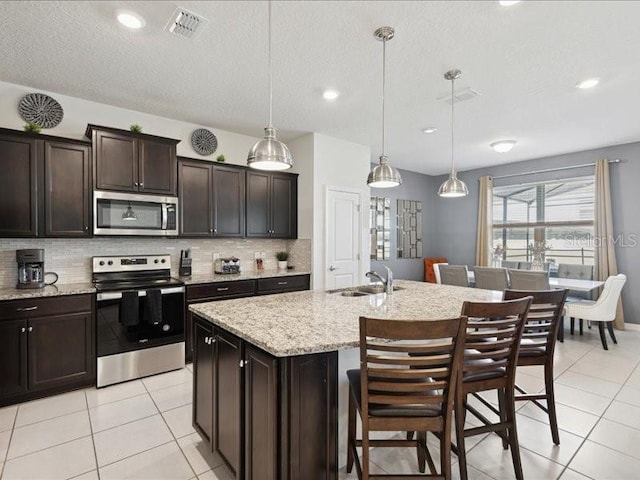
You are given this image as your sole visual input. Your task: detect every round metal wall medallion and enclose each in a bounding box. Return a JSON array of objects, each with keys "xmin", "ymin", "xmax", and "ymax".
[
  {"xmin": 191, "ymin": 128, "xmax": 218, "ymax": 155},
  {"xmin": 18, "ymin": 93, "xmax": 64, "ymax": 128}
]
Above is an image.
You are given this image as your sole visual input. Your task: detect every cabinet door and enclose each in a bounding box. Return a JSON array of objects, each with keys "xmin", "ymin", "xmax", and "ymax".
[
  {"xmin": 0, "ymin": 320, "xmax": 28, "ymax": 398},
  {"xmin": 213, "ymin": 166, "xmax": 245, "ymax": 237},
  {"xmin": 94, "ymin": 130, "xmax": 138, "ymax": 192},
  {"xmin": 139, "ymin": 139, "xmax": 177, "ymax": 195},
  {"xmin": 215, "ymin": 329, "xmax": 243, "ymax": 477},
  {"xmin": 178, "ymin": 160, "xmax": 213, "ymax": 236},
  {"xmin": 44, "ymin": 141, "xmax": 91, "ymax": 237},
  {"xmin": 271, "ymin": 173, "xmax": 297, "ymax": 239},
  {"xmin": 244, "ymin": 345, "xmax": 278, "ymax": 480},
  {"xmin": 246, "ymin": 171, "xmax": 271, "ymax": 237},
  {"xmin": 0, "ymin": 135, "xmax": 38, "ymax": 236},
  {"xmin": 27, "ymin": 312, "xmax": 94, "ymax": 391},
  {"xmin": 193, "ymin": 317, "xmax": 214, "ymax": 444}
]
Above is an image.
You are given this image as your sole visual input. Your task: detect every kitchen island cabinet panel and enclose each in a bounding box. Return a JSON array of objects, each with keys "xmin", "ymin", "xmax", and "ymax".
[
  {"xmin": 193, "ymin": 318, "xmax": 214, "ymax": 444},
  {"xmin": 0, "ymin": 319, "xmax": 28, "ymax": 398}
]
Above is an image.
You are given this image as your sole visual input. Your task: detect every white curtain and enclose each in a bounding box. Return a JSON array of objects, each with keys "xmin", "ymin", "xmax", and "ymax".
[
  {"xmin": 594, "ymin": 159, "xmax": 625, "ymax": 329},
  {"xmin": 475, "ymin": 176, "xmax": 493, "ymax": 266}
]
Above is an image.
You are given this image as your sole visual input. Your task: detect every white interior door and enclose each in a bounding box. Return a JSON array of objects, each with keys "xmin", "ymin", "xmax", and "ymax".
[{"xmin": 326, "ymin": 188, "xmax": 361, "ymax": 289}]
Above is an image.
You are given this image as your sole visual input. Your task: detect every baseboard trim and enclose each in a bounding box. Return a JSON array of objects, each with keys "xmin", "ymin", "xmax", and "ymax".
[{"xmin": 624, "ymin": 323, "xmax": 640, "ymax": 332}]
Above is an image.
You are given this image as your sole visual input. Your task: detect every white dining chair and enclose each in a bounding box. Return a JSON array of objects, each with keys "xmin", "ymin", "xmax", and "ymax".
[
  {"xmin": 564, "ymin": 274, "xmax": 626, "ymax": 350},
  {"xmin": 433, "ymin": 262, "xmax": 448, "ymax": 284}
]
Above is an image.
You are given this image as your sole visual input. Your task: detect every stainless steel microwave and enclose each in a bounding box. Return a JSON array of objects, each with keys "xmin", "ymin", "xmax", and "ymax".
[{"xmin": 93, "ymin": 191, "xmax": 179, "ymax": 236}]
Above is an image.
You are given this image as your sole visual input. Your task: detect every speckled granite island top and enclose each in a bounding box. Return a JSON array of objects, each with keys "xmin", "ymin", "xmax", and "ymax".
[
  {"xmin": 0, "ymin": 283, "xmax": 96, "ymax": 301},
  {"xmin": 189, "ymin": 280, "xmax": 502, "ymax": 357},
  {"xmin": 180, "ymin": 270, "xmax": 311, "ymax": 285}
]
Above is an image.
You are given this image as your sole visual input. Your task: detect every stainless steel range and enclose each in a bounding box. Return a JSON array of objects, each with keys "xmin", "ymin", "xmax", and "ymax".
[{"xmin": 93, "ymin": 254, "xmax": 185, "ymax": 387}]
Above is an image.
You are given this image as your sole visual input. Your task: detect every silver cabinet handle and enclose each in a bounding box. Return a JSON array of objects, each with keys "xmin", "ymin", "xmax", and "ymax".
[
  {"xmin": 329, "ymin": 266, "xmax": 339, "ymax": 271},
  {"xmin": 204, "ymin": 337, "xmax": 217, "ymax": 345},
  {"xmin": 16, "ymin": 306, "xmax": 38, "ymax": 312},
  {"xmin": 217, "ymin": 287, "xmax": 229, "ymax": 292},
  {"xmin": 28, "ymin": 326, "xmax": 33, "ymax": 332},
  {"xmin": 239, "ymin": 359, "xmax": 249, "ymax": 368},
  {"xmin": 134, "ymin": 182, "xmax": 139, "ymax": 187},
  {"xmin": 139, "ymin": 183, "xmax": 144, "ymax": 187},
  {"xmin": 204, "ymin": 336, "xmax": 210, "ymax": 344},
  {"xmin": 210, "ymin": 228, "xmax": 214, "ymax": 233},
  {"xmin": 213, "ymin": 228, "xmax": 217, "ymax": 234},
  {"xmin": 21, "ymin": 327, "xmax": 26, "ymax": 333},
  {"xmin": 277, "ymin": 281, "xmax": 288, "ymax": 285}
]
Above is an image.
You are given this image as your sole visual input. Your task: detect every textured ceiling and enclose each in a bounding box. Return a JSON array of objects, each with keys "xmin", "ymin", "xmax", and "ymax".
[{"xmin": 1, "ymin": 0, "xmax": 639, "ymax": 175}]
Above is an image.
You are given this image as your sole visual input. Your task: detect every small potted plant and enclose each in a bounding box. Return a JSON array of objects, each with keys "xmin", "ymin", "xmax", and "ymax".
[
  {"xmin": 276, "ymin": 251, "xmax": 289, "ymax": 270},
  {"xmin": 130, "ymin": 124, "xmax": 143, "ymax": 133},
  {"xmin": 23, "ymin": 122, "xmax": 42, "ymax": 133},
  {"xmin": 216, "ymin": 154, "xmax": 226, "ymax": 163}
]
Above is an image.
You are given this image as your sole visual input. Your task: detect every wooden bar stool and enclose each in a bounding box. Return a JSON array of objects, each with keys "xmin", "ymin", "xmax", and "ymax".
[
  {"xmin": 346, "ymin": 316, "xmax": 468, "ymax": 479},
  {"xmin": 456, "ymin": 297, "xmax": 532, "ymax": 480}
]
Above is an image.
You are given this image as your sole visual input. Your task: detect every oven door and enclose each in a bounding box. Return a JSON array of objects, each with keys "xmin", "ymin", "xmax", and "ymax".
[
  {"xmin": 96, "ymin": 286, "xmax": 185, "ymax": 357},
  {"xmin": 94, "ymin": 191, "xmax": 178, "ymax": 236}
]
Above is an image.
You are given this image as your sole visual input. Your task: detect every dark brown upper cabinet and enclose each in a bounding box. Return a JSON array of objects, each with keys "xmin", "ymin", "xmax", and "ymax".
[
  {"xmin": 178, "ymin": 158, "xmax": 245, "ymax": 238},
  {"xmin": 87, "ymin": 125, "xmax": 179, "ymax": 195},
  {"xmin": 0, "ymin": 129, "xmax": 91, "ymax": 238},
  {"xmin": 246, "ymin": 171, "xmax": 297, "ymax": 239}
]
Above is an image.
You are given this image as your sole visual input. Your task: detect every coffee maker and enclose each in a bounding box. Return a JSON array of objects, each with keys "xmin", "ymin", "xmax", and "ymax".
[{"xmin": 16, "ymin": 249, "xmax": 46, "ymax": 289}]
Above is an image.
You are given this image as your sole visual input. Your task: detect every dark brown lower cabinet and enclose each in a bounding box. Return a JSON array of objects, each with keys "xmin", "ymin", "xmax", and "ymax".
[
  {"xmin": 192, "ymin": 316, "xmax": 337, "ymax": 480},
  {"xmin": 0, "ymin": 294, "xmax": 95, "ymax": 407}
]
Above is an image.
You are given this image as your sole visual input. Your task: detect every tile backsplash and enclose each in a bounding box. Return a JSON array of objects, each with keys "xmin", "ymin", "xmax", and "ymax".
[{"xmin": 0, "ymin": 237, "xmax": 312, "ymax": 288}]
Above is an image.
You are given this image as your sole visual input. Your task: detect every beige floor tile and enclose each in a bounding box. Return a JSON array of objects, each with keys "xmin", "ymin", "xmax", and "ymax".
[
  {"xmin": 14, "ymin": 390, "xmax": 86, "ymax": 427},
  {"xmin": 603, "ymin": 400, "xmax": 640, "ymax": 431},
  {"xmin": 85, "ymin": 380, "xmax": 147, "ymax": 408},
  {"xmin": 186, "ymin": 363, "xmax": 193, "ymax": 372},
  {"xmin": 626, "ymin": 368, "xmax": 640, "ymax": 389},
  {"xmin": 465, "ymin": 435, "xmax": 564, "ymax": 480},
  {"xmin": 2, "ymin": 436, "xmax": 96, "ymax": 480},
  {"xmin": 0, "ymin": 406, "xmax": 17, "ymax": 433},
  {"xmin": 553, "ymin": 383, "xmax": 612, "ymax": 416},
  {"xmin": 93, "ymin": 414, "xmax": 173, "ymax": 467},
  {"xmin": 163, "ymin": 404, "xmax": 196, "ymax": 439},
  {"xmin": 518, "ymin": 401, "xmax": 599, "ymax": 438},
  {"xmin": 515, "ymin": 370, "xmax": 546, "ymax": 394},
  {"xmin": 178, "ymin": 432, "xmax": 224, "ymax": 475},
  {"xmin": 558, "ymin": 467, "xmax": 593, "ymax": 479},
  {"xmin": 588, "ymin": 417, "xmax": 640, "ymax": 460},
  {"xmin": 569, "ymin": 439, "xmax": 640, "ymax": 479},
  {"xmin": 143, "ymin": 368, "xmax": 193, "ymax": 392},
  {"xmin": 569, "ymin": 355, "xmax": 636, "ymax": 384},
  {"xmin": 513, "ymin": 413, "xmax": 584, "ymax": 465},
  {"xmin": 0, "ymin": 429, "xmax": 10, "ymax": 461},
  {"xmin": 7, "ymin": 410, "xmax": 91, "ymax": 460},
  {"xmin": 199, "ymin": 464, "xmax": 235, "ymax": 480},
  {"xmin": 615, "ymin": 384, "xmax": 640, "ymax": 408},
  {"xmin": 150, "ymin": 381, "xmax": 193, "ymax": 412},
  {"xmin": 70, "ymin": 470, "xmax": 99, "ymax": 480},
  {"xmin": 556, "ymin": 370, "xmax": 622, "ymax": 398},
  {"xmin": 89, "ymin": 393, "xmax": 157, "ymax": 433},
  {"xmin": 99, "ymin": 441, "xmax": 194, "ymax": 480}
]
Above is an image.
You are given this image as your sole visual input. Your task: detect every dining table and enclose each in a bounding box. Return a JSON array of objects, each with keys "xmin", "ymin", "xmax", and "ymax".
[{"xmin": 467, "ymin": 271, "xmax": 605, "ymax": 292}]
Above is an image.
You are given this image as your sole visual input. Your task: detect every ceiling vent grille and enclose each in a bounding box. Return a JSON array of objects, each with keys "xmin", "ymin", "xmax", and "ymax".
[
  {"xmin": 166, "ymin": 8, "xmax": 207, "ymax": 39},
  {"xmin": 437, "ymin": 87, "xmax": 480, "ymax": 104}
]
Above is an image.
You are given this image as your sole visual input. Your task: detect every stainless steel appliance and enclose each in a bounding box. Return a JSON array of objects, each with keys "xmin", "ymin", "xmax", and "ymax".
[
  {"xmin": 214, "ymin": 257, "xmax": 241, "ymax": 274},
  {"xmin": 93, "ymin": 191, "xmax": 178, "ymax": 236},
  {"xmin": 16, "ymin": 249, "xmax": 58, "ymax": 289},
  {"xmin": 93, "ymin": 254, "xmax": 185, "ymax": 387}
]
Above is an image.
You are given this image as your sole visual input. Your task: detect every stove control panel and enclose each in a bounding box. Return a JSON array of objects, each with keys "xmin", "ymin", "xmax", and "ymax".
[{"xmin": 92, "ymin": 255, "xmax": 171, "ymax": 274}]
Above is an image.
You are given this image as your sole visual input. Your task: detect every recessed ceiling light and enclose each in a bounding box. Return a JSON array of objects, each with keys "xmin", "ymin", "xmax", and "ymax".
[
  {"xmin": 499, "ymin": 0, "xmax": 521, "ymax": 5},
  {"xmin": 322, "ymin": 90, "xmax": 340, "ymax": 101},
  {"xmin": 490, "ymin": 140, "xmax": 517, "ymax": 153},
  {"xmin": 117, "ymin": 11, "xmax": 146, "ymax": 29},
  {"xmin": 421, "ymin": 127, "xmax": 438, "ymax": 134},
  {"xmin": 576, "ymin": 78, "xmax": 599, "ymax": 89}
]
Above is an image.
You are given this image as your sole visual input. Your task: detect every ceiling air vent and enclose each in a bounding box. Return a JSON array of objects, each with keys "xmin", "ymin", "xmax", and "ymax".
[
  {"xmin": 437, "ymin": 87, "xmax": 480, "ymax": 105},
  {"xmin": 165, "ymin": 8, "xmax": 207, "ymax": 39}
]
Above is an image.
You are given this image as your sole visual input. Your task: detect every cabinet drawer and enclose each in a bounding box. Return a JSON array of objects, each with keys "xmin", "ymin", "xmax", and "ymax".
[
  {"xmin": 257, "ymin": 275, "xmax": 310, "ymax": 294},
  {"xmin": 187, "ymin": 280, "xmax": 256, "ymax": 301},
  {"xmin": 0, "ymin": 294, "xmax": 93, "ymax": 321}
]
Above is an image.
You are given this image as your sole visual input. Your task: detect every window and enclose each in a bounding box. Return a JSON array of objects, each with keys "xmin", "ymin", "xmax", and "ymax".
[{"xmin": 492, "ymin": 176, "xmax": 595, "ymax": 266}]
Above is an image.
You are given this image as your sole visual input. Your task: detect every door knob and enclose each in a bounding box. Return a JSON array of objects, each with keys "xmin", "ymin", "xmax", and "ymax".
[{"xmin": 329, "ymin": 265, "xmax": 339, "ymax": 271}]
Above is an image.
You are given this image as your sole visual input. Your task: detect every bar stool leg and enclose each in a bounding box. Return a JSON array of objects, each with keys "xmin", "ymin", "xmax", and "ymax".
[
  {"xmin": 455, "ymin": 393, "xmax": 469, "ymax": 480},
  {"xmin": 545, "ymin": 362, "xmax": 560, "ymax": 445},
  {"xmin": 505, "ymin": 387, "xmax": 524, "ymax": 480},
  {"xmin": 497, "ymin": 388, "xmax": 509, "ymax": 450},
  {"xmin": 346, "ymin": 390, "xmax": 356, "ymax": 473}
]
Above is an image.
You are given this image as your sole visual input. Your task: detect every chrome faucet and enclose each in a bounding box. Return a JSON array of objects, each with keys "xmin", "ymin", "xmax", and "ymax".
[{"xmin": 365, "ymin": 266, "xmax": 394, "ymax": 294}]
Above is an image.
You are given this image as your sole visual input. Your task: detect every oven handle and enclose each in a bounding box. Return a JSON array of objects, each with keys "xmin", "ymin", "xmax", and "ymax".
[{"xmin": 96, "ymin": 286, "xmax": 185, "ymax": 302}]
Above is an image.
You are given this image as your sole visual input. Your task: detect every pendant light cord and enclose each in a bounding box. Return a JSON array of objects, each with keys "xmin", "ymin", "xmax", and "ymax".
[
  {"xmin": 450, "ymin": 75, "xmax": 455, "ymax": 174},
  {"xmin": 268, "ymin": 0, "xmax": 273, "ymax": 128},
  {"xmin": 381, "ymin": 37, "xmax": 386, "ymax": 157}
]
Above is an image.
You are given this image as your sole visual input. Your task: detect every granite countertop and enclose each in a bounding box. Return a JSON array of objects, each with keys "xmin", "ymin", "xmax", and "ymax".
[
  {"xmin": 189, "ymin": 280, "xmax": 502, "ymax": 357},
  {"xmin": 180, "ymin": 270, "xmax": 311, "ymax": 286},
  {"xmin": 0, "ymin": 282, "xmax": 96, "ymax": 301}
]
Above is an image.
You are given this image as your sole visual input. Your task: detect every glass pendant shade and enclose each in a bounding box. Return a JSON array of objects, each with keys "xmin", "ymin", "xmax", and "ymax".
[
  {"xmin": 367, "ymin": 155, "xmax": 402, "ymax": 188},
  {"xmin": 438, "ymin": 171, "xmax": 468, "ymax": 197},
  {"xmin": 122, "ymin": 204, "xmax": 137, "ymax": 221},
  {"xmin": 247, "ymin": 127, "xmax": 293, "ymax": 171}
]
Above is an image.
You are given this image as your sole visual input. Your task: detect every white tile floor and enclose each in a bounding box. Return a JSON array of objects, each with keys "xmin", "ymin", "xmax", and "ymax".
[{"xmin": 0, "ymin": 326, "xmax": 639, "ymax": 480}]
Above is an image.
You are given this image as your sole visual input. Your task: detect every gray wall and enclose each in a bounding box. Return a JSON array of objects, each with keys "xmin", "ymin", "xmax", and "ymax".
[
  {"xmin": 430, "ymin": 141, "xmax": 640, "ymax": 324},
  {"xmin": 370, "ymin": 167, "xmax": 437, "ymax": 281}
]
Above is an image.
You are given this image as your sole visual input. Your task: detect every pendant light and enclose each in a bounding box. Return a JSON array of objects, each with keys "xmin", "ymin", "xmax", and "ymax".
[
  {"xmin": 367, "ymin": 26, "xmax": 402, "ymax": 188},
  {"xmin": 438, "ymin": 69, "xmax": 469, "ymax": 198},
  {"xmin": 122, "ymin": 202, "xmax": 137, "ymax": 221},
  {"xmin": 247, "ymin": 1, "xmax": 293, "ymax": 171}
]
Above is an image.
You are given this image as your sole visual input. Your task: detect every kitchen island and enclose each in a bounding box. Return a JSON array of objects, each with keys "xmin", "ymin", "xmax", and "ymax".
[{"xmin": 189, "ymin": 280, "xmax": 500, "ymax": 479}]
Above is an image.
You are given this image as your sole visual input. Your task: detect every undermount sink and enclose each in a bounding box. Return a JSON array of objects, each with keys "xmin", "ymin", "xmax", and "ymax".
[
  {"xmin": 334, "ymin": 285, "xmax": 405, "ymax": 296},
  {"xmin": 340, "ymin": 291, "xmax": 370, "ymax": 297}
]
